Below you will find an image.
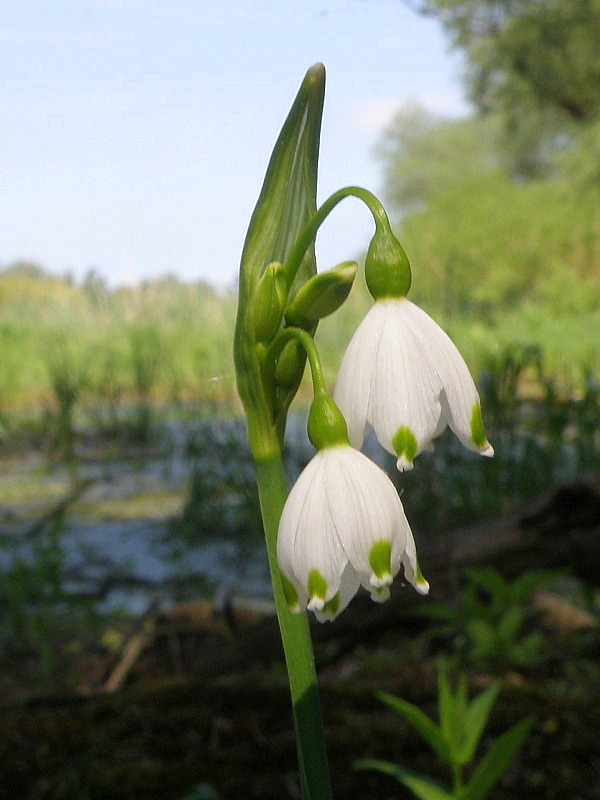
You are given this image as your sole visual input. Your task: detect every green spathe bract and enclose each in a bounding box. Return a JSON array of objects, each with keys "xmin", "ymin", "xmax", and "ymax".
[{"xmin": 234, "ymin": 63, "xmax": 325, "ymax": 460}]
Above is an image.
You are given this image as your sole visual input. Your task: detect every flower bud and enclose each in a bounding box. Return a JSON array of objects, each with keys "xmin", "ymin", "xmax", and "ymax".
[
  {"xmin": 251, "ymin": 261, "xmax": 287, "ymax": 345},
  {"xmin": 285, "ymin": 261, "xmax": 357, "ymax": 328},
  {"xmin": 275, "ymin": 340, "xmax": 304, "ymax": 388},
  {"xmin": 364, "ymin": 222, "xmax": 411, "ymax": 300}
]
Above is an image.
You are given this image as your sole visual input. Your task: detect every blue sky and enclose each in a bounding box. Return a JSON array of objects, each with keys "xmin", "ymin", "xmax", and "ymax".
[{"xmin": 1, "ymin": 0, "xmax": 468, "ymax": 288}]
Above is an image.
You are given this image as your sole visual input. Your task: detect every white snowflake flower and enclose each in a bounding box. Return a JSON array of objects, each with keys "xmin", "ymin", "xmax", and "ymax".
[
  {"xmin": 333, "ymin": 297, "xmax": 494, "ymax": 471},
  {"xmin": 277, "ymin": 443, "xmax": 428, "ymax": 622}
]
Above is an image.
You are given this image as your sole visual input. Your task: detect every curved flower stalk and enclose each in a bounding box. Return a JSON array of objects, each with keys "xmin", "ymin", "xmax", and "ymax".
[
  {"xmin": 334, "ymin": 297, "xmax": 494, "ymax": 471},
  {"xmin": 277, "ymin": 435, "xmax": 429, "ymax": 622}
]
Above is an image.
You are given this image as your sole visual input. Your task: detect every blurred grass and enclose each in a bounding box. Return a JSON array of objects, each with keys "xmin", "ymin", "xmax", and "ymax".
[{"xmin": 0, "ymin": 262, "xmax": 597, "ymax": 452}]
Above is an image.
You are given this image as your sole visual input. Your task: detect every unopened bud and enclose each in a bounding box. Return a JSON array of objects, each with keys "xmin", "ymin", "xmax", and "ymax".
[
  {"xmin": 251, "ymin": 262, "xmax": 287, "ymax": 344},
  {"xmin": 275, "ymin": 340, "xmax": 304, "ymax": 388},
  {"xmin": 286, "ymin": 261, "xmax": 358, "ymax": 328}
]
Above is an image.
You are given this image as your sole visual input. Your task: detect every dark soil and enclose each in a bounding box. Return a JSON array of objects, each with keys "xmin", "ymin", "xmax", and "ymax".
[{"xmin": 0, "ymin": 655, "xmax": 598, "ymax": 800}]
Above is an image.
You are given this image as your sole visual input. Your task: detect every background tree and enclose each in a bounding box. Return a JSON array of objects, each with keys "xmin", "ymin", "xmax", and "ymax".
[{"xmin": 403, "ymin": 0, "xmax": 600, "ymax": 175}]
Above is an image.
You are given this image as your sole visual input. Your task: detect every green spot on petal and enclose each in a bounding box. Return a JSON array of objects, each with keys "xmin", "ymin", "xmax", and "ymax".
[
  {"xmin": 392, "ymin": 426, "xmax": 417, "ymax": 464},
  {"xmin": 470, "ymin": 403, "xmax": 487, "ymax": 448},
  {"xmin": 369, "ymin": 540, "xmax": 392, "ymax": 580},
  {"xmin": 415, "ymin": 562, "xmax": 430, "ymax": 594},
  {"xmin": 307, "ymin": 568, "xmax": 327, "ymax": 601},
  {"xmin": 281, "ymin": 574, "xmax": 299, "ymax": 610},
  {"xmin": 321, "ymin": 592, "xmax": 340, "ymax": 616}
]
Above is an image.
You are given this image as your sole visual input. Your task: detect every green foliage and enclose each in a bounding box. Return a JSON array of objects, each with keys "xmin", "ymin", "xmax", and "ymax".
[
  {"xmin": 0, "ymin": 513, "xmax": 105, "ymax": 693},
  {"xmin": 0, "ymin": 264, "xmax": 237, "ymax": 445},
  {"xmin": 378, "ymin": 109, "xmax": 504, "ymax": 210},
  {"xmin": 356, "ymin": 661, "xmax": 533, "ymax": 799},
  {"xmin": 430, "ymin": 0, "xmax": 600, "ymax": 119},
  {"xmin": 422, "ymin": 568, "xmax": 562, "ymax": 670},
  {"xmin": 377, "ymin": 102, "xmax": 600, "ymax": 380},
  {"xmin": 416, "ymin": 0, "xmax": 600, "ymax": 172},
  {"xmin": 385, "ymin": 161, "xmax": 600, "ymax": 319}
]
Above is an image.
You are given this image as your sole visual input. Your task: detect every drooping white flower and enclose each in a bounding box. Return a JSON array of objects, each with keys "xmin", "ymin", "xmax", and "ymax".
[
  {"xmin": 333, "ymin": 297, "xmax": 494, "ymax": 472},
  {"xmin": 277, "ymin": 443, "xmax": 429, "ymax": 622}
]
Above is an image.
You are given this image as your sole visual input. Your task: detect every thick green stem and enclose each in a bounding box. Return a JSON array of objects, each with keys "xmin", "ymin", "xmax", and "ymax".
[{"xmin": 255, "ymin": 452, "xmax": 333, "ymax": 800}]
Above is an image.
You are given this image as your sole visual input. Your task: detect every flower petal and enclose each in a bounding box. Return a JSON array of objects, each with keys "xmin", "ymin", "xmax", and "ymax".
[
  {"xmin": 333, "ymin": 303, "xmax": 383, "ymax": 448},
  {"xmin": 314, "ymin": 562, "xmax": 361, "ymax": 622},
  {"xmin": 277, "ymin": 451, "xmax": 347, "ymax": 609},
  {"xmin": 366, "ymin": 300, "xmax": 443, "ymax": 468},
  {"xmin": 323, "ymin": 446, "xmax": 409, "ymax": 591},
  {"xmin": 277, "ymin": 443, "xmax": 427, "ymax": 620},
  {"xmin": 400, "ymin": 299, "xmax": 493, "ymax": 456},
  {"xmin": 401, "ymin": 524, "xmax": 430, "ymax": 596}
]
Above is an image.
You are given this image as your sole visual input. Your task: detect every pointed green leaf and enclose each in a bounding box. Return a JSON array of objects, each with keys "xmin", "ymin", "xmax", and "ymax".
[
  {"xmin": 437, "ymin": 662, "xmax": 458, "ymax": 758},
  {"xmin": 511, "ymin": 569, "xmax": 563, "ymax": 604},
  {"xmin": 459, "ymin": 717, "xmax": 534, "ymax": 800},
  {"xmin": 466, "ymin": 619, "xmax": 496, "ymax": 658},
  {"xmin": 355, "ymin": 760, "xmax": 453, "ymax": 800},
  {"xmin": 377, "ymin": 691, "xmax": 451, "ymax": 762},
  {"xmin": 497, "ymin": 605, "xmax": 525, "ymax": 643},
  {"xmin": 457, "ymin": 682, "xmax": 501, "ymax": 765},
  {"xmin": 509, "ymin": 632, "xmax": 544, "ymax": 666},
  {"xmin": 456, "ymin": 673, "xmax": 468, "ymax": 720},
  {"xmin": 464, "ymin": 568, "xmax": 508, "ymax": 604}
]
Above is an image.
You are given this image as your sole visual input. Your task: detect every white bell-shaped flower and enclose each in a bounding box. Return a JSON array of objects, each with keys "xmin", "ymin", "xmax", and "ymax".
[
  {"xmin": 333, "ymin": 297, "xmax": 494, "ymax": 472},
  {"xmin": 277, "ymin": 443, "xmax": 429, "ymax": 622}
]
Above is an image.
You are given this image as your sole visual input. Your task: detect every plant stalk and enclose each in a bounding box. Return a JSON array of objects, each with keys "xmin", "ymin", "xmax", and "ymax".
[{"xmin": 254, "ymin": 452, "xmax": 333, "ymax": 800}]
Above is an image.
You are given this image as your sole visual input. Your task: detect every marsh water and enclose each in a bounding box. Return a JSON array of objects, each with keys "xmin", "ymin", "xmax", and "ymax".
[{"xmin": 0, "ymin": 425, "xmax": 274, "ymax": 613}]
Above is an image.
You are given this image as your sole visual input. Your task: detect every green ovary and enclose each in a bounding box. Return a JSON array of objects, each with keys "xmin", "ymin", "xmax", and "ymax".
[
  {"xmin": 392, "ymin": 426, "xmax": 417, "ymax": 463},
  {"xmin": 470, "ymin": 403, "xmax": 487, "ymax": 448}
]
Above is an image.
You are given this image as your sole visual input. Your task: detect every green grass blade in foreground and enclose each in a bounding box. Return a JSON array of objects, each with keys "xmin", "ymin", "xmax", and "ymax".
[
  {"xmin": 377, "ymin": 691, "xmax": 451, "ymax": 762},
  {"xmin": 437, "ymin": 662, "xmax": 464, "ymax": 763},
  {"xmin": 457, "ymin": 682, "xmax": 501, "ymax": 765},
  {"xmin": 459, "ymin": 716, "xmax": 534, "ymax": 800},
  {"xmin": 355, "ymin": 760, "xmax": 453, "ymax": 800}
]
